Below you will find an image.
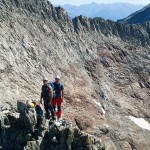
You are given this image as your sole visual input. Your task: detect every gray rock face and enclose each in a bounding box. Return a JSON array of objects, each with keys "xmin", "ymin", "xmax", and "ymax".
[
  {"xmin": 0, "ymin": 0, "xmax": 150, "ymax": 149},
  {"xmin": 0, "ymin": 101, "xmax": 38, "ymax": 149},
  {"xmin": 0, "ymin": 102, "xmax": 104, "ymax": 150}
]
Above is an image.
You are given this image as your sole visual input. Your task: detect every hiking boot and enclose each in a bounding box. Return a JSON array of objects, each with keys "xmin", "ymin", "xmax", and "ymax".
[
  {"xmin": 57, "ymin": 116, "xmax": 62, "ymax": 121},
  {"xmin": 45, "ymin": 113, "xmax": 50, "ymax": 119},
  {"xmin": 51, "ymin": 136, "xmax": 58, "ymax": 143},
  {"xmin": 50, "ymin": 116, "xmax": 56, "ymax": 123}
]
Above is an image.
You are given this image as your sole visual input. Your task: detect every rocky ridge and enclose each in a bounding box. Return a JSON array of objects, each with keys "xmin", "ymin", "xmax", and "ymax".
[
  {"xmin": 118, "ymin": 4, "xmax": 150, "ymax": 24},
  {"xmin": 0, "ymin": 0, "xmax": 150, "ymax": 149},
  {"xmin": 0, "ymin": 101, "xmax": 103, "ymax": 150}
]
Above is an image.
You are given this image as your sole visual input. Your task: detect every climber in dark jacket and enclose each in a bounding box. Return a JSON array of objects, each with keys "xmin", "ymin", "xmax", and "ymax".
[{"xmin": 40, "ymin": 77, "xmax": 55, "ymax": 120}]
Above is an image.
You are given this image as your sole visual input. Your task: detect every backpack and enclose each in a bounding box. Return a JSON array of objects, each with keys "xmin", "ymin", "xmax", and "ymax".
[
  {"xmin": 35, "ymin": 104, "xmax": 44, "ymax": 118},
  {"xmin": 48, "ymin": 82, "xmax": 55, "ymax": 90}
]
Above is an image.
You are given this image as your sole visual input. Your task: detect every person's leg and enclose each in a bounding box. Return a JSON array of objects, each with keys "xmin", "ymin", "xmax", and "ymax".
[
  {"xmin": 48, "ymin": 104, "xmax": 55, "ymax": 121},
  {"xmin": 52, "ymin": 98, "xmax": 57, "ymax": 115},
  {"xmin": 37, "ymin": 117, "xmax": 42, "ymax": 128},
  {"xmin": 44, "ymin": 99, "xmax": 50, "ymax": 119},
  {"xmin": 57, "ymin": 98, "xmax": 62, "ymax": 119}
]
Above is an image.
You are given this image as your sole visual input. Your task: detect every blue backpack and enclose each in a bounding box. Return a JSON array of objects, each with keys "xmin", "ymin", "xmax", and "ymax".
[
  {"xmin": 48, "ymin": 82, "xmax": 55, "ymax": 90},
  {"xmin": 48, "ymin": 82, "xmax": 63, "ymax": 99}
]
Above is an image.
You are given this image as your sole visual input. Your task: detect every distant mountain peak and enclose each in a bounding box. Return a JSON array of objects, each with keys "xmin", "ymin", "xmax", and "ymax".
[
  {"xmin": 118, "ymin": 3, "xmax": 150, "ymax": 24},
  {"xmin": 61, "ymin": 2, "xmax": 144, "ymax": 21},
  {"xmin": 89, "ymin": 2, "xmax": 98, "ymax": 5}
]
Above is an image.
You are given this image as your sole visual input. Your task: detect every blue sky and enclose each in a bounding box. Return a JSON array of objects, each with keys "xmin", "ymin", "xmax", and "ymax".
[{"xmin": 50, "ymin": 0, "xmax": 150, "ymax": 5}]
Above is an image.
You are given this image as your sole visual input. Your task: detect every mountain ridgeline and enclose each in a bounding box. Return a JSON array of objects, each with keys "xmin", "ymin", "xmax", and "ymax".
[
  {"xmin": 0, "ymin": 0, "xmax": 150, "ymax": 149},
  {"xmin": 1, "ymin": 0, "xmax": 150, "ymax": 47},
  {"xmin": 118, "ymin": 4, "xmax": 150, "ymax": 24},
  {"xmin": 61, "ymin": 3, "xmax": 143, "ymax": 21}
]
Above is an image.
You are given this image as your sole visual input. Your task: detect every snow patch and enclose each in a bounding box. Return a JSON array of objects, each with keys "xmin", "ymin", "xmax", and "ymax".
[
  {"xmin": 92, "ymin": 99, "xmax": 105, "ymax": 115},
  {"xmin": 129, "ymin": 116, "xmax": 150, "ymax": 130}
]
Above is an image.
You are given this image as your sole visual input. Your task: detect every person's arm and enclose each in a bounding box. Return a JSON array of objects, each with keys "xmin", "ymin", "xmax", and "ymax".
[
  {"xmin": 61, "ymin": 84, "xmax": 64, "ymax": 101},
  {"xmin": 50, "ymin": 88, "xmax": 53, "ymax": 102},
  {"xmin": 40, "ymin": 87, "xmax": 43, "ymax": 104},
  {"xmin": 48, "ymin": 86, "xmax": 53, "ymax": 105},
  {"xmin": 61, "ymin": 90, "xmax": 64, "ymax": 101}
]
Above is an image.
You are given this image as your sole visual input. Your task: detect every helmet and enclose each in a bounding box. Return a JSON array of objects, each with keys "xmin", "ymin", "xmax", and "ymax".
[
  {"xmin": 43, "ymin": 77, "xmax": 48, "ymax": 81},
  {"xmin": 26, "ymin": 100, "xmax": 35, "ymax": 108},
  {"xmin": 31, "ymin": 103, "xmax": 35, "ymax": 108},
  {"xmin": 55, "ymin": 75, "xmax": 60, "ymax": 80},
  {"xmin": 32, "ymin": 99, "xmax": 40, "ymax": 103}
]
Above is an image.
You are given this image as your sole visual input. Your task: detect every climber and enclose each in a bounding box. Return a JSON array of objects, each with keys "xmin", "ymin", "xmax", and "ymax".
[
  {"xmin": 40, "ymin": 77, "xmax": 55, "ymax": 121},
  {"xmin": 52, "ymin": 75, "xmax": 64, "ymax": 120},
  {"xmin": 32, "ymin": 99, "xmax": 44, "ymax": 128}
]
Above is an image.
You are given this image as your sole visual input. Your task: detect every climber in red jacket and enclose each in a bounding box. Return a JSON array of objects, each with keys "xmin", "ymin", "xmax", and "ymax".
[{"xmin": 52, "ymin": 75, "xmax": 64, "ymax": 120}]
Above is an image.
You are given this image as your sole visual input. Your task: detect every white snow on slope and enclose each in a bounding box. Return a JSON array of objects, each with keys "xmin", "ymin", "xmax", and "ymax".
[
  {"xmin": 92, "ymin": 99, "xmax": 106, "ymax": 115},
  {"xmin": 129, "ymin": 116, "xmax": 150, "ymax": 130}
]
